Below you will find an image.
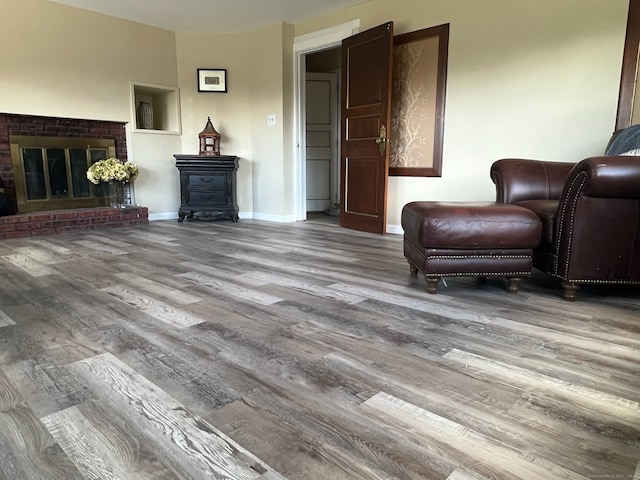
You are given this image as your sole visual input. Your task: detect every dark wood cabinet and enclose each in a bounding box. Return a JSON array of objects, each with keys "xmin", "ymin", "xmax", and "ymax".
[{"xmin": 174, "ymin": 154, "xmax": 239, "ymax": 222}]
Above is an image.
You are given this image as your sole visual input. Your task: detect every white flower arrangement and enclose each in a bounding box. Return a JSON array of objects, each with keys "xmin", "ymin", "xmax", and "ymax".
[{"xmin": 86, "ymin": 158, "xmax": 139, "ymax": 184}]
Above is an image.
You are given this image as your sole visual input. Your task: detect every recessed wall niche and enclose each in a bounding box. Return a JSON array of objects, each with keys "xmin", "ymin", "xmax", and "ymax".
[{"xmin": 131, "ymin": 82, "xmax": 181, "ymax": 134}]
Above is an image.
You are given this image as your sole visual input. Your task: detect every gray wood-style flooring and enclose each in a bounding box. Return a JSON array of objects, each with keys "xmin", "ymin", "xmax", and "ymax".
[{"xmin": 0, "ymin": 219, "xmax": 638, "ymax": 480}]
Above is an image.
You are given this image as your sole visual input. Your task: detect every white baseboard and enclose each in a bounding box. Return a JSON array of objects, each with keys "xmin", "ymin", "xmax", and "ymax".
[
  {"xmin": 248, "ymin": 212, "xmax": 297, "ymax": 223},
  {"xmin": 149, "ymin": 212, "xmax": 179, "ymax": 221},
  {"xmin": 386, "ymin": 224, "xmax": 403, "ymax": 235}
]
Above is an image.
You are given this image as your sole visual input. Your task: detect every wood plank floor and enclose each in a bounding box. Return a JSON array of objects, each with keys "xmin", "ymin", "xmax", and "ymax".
[{"xmin": 0, "ymin": 219, "xmax": 638, "ymax": 480}]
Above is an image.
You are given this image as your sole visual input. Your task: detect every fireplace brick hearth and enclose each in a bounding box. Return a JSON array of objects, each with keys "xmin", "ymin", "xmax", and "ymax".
[{"xmin": 0, "ymin": 206, "xmax": 148, "ymax": 240}]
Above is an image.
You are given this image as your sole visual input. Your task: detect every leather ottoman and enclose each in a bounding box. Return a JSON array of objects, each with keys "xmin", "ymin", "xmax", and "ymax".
[{"xmin": 401, "ymin": 201, "xmax": 542, "ymax": 294}]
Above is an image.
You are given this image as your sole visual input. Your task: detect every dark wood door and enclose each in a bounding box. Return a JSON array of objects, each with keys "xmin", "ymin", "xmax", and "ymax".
[{"xmin": 339, "ymin": 22, "xmax": 394, "ymax": 234}]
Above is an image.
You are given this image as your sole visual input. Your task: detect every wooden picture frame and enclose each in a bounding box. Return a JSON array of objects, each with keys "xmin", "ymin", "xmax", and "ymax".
[
  {"xmin": 197, "ymin": 68, "xmax": 227, "ymax": 93},
  {"xmin": 389, "ymin": 24, "xmax": 449, "ymax": 177}
]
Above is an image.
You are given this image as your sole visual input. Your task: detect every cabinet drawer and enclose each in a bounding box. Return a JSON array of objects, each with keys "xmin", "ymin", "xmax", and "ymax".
[
  {"xmin": 187, "ymin": 190, "xmax": 228, "ymax": 205},
  {"xmin": 188, "ymin": 174, "xmax": 226, "ymax": 188}
]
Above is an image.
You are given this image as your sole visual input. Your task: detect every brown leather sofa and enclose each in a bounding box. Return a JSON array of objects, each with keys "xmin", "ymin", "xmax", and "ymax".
[{"xmin": 490, "ymin": 156, "xmax": 640, "ymax": 300}]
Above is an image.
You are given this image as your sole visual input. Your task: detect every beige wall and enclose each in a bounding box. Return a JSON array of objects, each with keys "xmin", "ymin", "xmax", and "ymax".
[
  {"xmin": 176, "ymin": 30, "xmax": 255, "ymax": 217},
  {"xmin": 0, "ymin": 0, "xmax": 180, "ymax": 217},
  {"xmin": 296, "ymin": 0, "xmax": 629, "ymax": 230},
  {"xmin": 176, "ymin": 22, "xmax": 295, "ymax": 220},
  {"xmin": 0, "ymin": 0, "xmax": 631, "ymax": 229},
  {"xmin": 0, "ymin": 0, "xmax": 177, "ymax": 121}
]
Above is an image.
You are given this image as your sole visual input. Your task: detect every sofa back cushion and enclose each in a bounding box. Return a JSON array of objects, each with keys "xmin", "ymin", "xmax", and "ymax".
[{"xmin": 490, "ymin": 159, "xmax": 575, "ymax": 204}]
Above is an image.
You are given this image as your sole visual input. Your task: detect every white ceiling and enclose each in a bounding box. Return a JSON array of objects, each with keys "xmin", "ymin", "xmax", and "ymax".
[{"xmin": 47, "ymin": 0, "xmax": 368, "ymax": 33}]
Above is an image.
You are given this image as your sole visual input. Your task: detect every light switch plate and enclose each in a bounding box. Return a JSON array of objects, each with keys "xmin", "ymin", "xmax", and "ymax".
[{"xmin": 267, "ymin": 114, "xmax": 276, "ymax": 126}]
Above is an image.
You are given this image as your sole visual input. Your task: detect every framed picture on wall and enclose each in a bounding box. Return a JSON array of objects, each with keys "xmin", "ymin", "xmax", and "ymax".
[
  {"xmin": 389, "ymin": 24, "xmax": 449, "ymax": 177},
  {"xmin": 197, "ymin": 68, "xmax": 227, "ymax": 93}
]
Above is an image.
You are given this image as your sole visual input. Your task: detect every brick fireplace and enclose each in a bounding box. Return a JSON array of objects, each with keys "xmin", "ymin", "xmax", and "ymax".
[
  {"xmin": 0, "ymin": 113, "xmax": 148, "ymax": 239},
  {"xmin": 0, "ymin": 113, "xmax": 128, "ymax": 202}
]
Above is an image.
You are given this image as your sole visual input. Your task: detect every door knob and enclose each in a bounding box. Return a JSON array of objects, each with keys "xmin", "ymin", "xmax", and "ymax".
[{"xmin": 375, "ymin": 125, "xmax": 387, "ymax": 155}]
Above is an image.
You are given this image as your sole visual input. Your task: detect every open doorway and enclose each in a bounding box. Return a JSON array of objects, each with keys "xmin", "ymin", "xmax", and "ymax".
[
  {"xmin": 293, "ymin": 20, "xmax": 360, "ymax": 223},
  {"xmin": 305, "ymin": 48, "xmax": 340, "ymax": 225}
]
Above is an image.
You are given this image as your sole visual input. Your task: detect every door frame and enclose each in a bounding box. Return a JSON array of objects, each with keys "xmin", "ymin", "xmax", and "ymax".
[{"xmin": 293, "ymin": 20, "xmax": 360, "ymax": 221}]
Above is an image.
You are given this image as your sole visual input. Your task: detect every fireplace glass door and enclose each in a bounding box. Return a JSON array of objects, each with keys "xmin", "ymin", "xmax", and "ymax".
[{"xmin": 10, "ymin": 135, "xmax": 116, "ymax": 212}]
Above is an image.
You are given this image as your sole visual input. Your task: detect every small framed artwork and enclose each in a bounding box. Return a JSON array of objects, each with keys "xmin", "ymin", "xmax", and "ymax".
[{"xmin": 197, "ymin": 68, "xmax": 227, "ymax": 93}]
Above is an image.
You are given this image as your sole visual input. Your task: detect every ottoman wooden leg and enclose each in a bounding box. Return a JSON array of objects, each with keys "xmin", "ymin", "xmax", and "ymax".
[
  {"xmin": 409, "ymin": 262, "xmax": 418, "ymax": 276},
  {"xmin": 506, "ymin": 277, "xmax": 522, "ymax": 294},
  {"xmin": 425, "ymin": 276, "xmax": 440, "ymax": 294},
  {"xmin": 561, "ymin": 281, "xmax": 579, "ymax": 301}
]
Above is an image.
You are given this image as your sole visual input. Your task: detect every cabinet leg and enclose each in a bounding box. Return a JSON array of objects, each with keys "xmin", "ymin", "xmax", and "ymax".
[{"xmin": 177, "ymin": 210, "xmax": 192, "ymax": 222}]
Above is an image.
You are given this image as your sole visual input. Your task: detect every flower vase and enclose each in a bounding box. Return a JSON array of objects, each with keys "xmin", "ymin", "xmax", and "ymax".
[
  {"xmin": 137, "ymin": 101, "xmax": 154, "ymax": 129},
  {"xmin": 123, "ymin": 182, "xmax": 134, "ymax": 206},
  {"xmin": 109, "ymin": 181, "xmax": 125, "ymax": 208}
]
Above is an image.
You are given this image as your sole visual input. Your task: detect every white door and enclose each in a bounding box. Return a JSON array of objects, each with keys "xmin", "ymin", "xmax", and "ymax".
[{"xmin": 305, "ymin": 72, "xmax": 338, "ymax": 213}]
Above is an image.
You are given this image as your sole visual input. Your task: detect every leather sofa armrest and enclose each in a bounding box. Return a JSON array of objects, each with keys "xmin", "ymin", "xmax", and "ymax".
[
  {"xmin": 574, "ymin": 156, "xmax": 640, "ymax": 198},
  {"xmin": 490, "ymin": 158, "xmax": 576, "ymax": 204}
]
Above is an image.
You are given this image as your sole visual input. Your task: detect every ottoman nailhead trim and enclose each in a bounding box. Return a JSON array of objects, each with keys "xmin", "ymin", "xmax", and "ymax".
[
  {"xmin": 429, "ymin": 254, "xmax": 531, "ymax": 260},
  {"xmin": 423, "ymin": 271, "xmax": 531, "ymax": 277},
  {"xmin": 563, "ymin": 278, "xmax": 640, "ymax": 285}
]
